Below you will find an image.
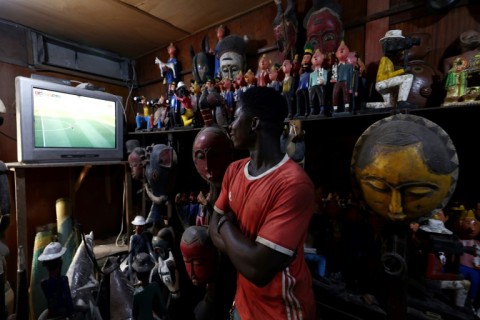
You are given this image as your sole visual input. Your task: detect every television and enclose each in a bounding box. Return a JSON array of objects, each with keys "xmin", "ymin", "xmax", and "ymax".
[{"xmin": 15, "ymin": 76, "xmax": 125, "ymax": 163}]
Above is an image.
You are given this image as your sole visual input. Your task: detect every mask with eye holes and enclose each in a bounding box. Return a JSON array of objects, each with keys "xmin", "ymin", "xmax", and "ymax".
[{"xmin": 192, "ymin": 126, "xmax": 233, "ymax": 184}]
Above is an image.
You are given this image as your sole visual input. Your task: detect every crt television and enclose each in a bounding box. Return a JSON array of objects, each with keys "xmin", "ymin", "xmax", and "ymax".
[{"xmin": 15, "ymin": 76, "xmax": 125, "ymax": 163}]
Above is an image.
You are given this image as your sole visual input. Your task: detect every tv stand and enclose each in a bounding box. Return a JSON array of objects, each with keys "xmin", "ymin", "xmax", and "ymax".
[{"xmin": 5, "ymin": 160, "xmax": 131, "ymax": 279}]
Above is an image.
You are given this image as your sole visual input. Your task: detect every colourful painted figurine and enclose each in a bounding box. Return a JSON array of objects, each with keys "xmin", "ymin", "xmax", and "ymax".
[
  {"xmin": 38, "ymin": 242, "xmax": 75, "ymax": 320},
  {"xmin": 308, "ymin": 48, "xmax": 328, "ymax": 117},
  {"xmin": 281, "ymin": 59, "xmax": 295, "ymax": 118},
  {"xmin": 165, "ymin": 42, "xmax": 180, "ymax": 87},
  {"xmin": 295, "ymin": 45, "xmax": 313, "ymax": 117},
  {"xmin": 176, "ymin": 81, "xmax": 195, "ymax": 127},
  {"xmin": 373, "ymin": 30, "xmax": 416, "ymax": 110},
  {"xmin": 244, "ymin": 69, "xmax": 256, "ymax": 89},
  {"xmin": 256, "ymin": 54, "xmax": 271, "ymax": 87},
  {"xmin": 331, "ymin": 41, "xmax": 354, "ymax": 114},
  {"xmin": 456, "ymin": 211, "xmax": 480, "ymax": 304},
  {"xmin": 135, "ymin": 96, "xmax": 151, "ymax": 131},
  {"xmin": 267, "ymin": 64, "xmax": 281, "ymax": 92}
]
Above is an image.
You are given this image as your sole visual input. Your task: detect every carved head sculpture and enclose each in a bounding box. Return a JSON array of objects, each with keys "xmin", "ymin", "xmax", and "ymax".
[
  {"xmin": 351, "ymin": 114, "xmax": 458, "ymax": 223},
  {"xmin": 217, "ymin": 35, "xmax": 247, "ymax": 80},
  {"xmin": 335, "ymin": 40, "xmax": 350, "ymax": 63},
  {"xmin": 127, "ymin": 147, "xmax": 146, "ymax": 181},
  {"xmin": 311, "ymin": 49, "xmax": 324, "ymax": 70},
  {"xmin": 145, "ymin": 144, "xmax": 178, "ymax": 198},
  {"xmin": 192, "ymin": 126, "xmax": 233, "ymax": 184},
  {"xmin": 304, "ymin": 5, "xmax": 343, "ymax": 55},
  {"xmin": 180, "ymin": 225, "xmax": 217, "ymax": 286},
  {"xmin": 273, "ymin": 0, "xmax": 298, "ymax": 60},
  {"xmin": 191, "ymin": 36, "xmax": 215, "ymax": 84},
  {"xmin": 456, "ymin": 210, "xmax": 480, "ymax": 240}
]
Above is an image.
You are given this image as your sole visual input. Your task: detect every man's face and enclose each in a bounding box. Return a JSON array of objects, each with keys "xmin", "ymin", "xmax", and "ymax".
[
  {"xmin": 306, "ymin": 8, "xmax": 342, "ymax": 54},
  {"xmin": 354, "ymin": 144, "xmax": 452, "ymax": 222},
  {"xmin": 229, "ymin": 106, "xmax": 253, "ymax": 150},
  {"xmin": 220, "ymin": 51, "xmax": 244, "ymax": 80}
]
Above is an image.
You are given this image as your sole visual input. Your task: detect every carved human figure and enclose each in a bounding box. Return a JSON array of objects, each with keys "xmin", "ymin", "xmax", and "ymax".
[
  {"xmin": 213, "ymin": 25, "xmax": 227, "ymax": 79},
  {"xmin": 165, "ymin": 42, "xmax": 180, "ymax": 87},
  {"xmin": 244, "ymin": 69, "xmax": 256, "ymax": 89},
  {"xmin": 308, "ymin": 48, "xmax": 328, "ymax": 116},
  {"xmin": 295, "ymin": 45, "xmax": 313, "ymax": 117},
  {"xmin": 375, "ymin": 30, "xmax": 416, "ymax": 110},
  {"xmin": 272, "ymin": 0, "xmax": 298, "ymax": 60},
  {"xmin": 281, "ymin": 59, "xmax": 295, "ymax": 118},
  {"xmin": 331, "ymin": 41, "xmax": 354, "ymax": 113},
  {"xmin": 38, "ymin": 242, "xmax": 75, "ymax": 319},
  {"xmin": 176, "ymin": 81, "xmax": 194, "ymax": 127},
  {"xmin": 351, "ymin": 113, "xmax": 458, "ymax": 223},
  {"xmin": 256, "ymin": 54, "xmax": 271, "ymax": 87},
  {"xmin": 135, "ymin": 96, "xmax": 151, "ymax": 131},
  {"xmin": 456, "ymin": 210, "xmax": 480, "ymax": 307},
  {"xmin": 267, "ymin": 64, "xmax": 281, "ymax": 92}
]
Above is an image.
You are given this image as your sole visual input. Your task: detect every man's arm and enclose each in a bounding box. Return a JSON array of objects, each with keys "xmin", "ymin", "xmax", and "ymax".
[{"xmin": 209, "ymin": 211, "xmax": 292, "ymax": 287}]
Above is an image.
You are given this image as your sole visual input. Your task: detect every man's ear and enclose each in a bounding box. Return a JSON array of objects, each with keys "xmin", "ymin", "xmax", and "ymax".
[{"xmin": 251, "ymin": 116, "xmax": 260, "ymax": 131}]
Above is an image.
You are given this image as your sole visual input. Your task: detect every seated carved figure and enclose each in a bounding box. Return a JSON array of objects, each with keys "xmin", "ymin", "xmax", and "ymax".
[{"xmin": 372, "ymin": 30, "xmax": 416, "ymax": 110}]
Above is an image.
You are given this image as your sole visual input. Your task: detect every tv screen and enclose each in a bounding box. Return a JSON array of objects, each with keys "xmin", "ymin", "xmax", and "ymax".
[{"xmin": 16, "ymin": 76, "xmax": 125, "ymax": 163}]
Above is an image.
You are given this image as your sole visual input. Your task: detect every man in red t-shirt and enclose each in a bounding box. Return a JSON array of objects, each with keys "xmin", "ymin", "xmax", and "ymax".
[{"xmin": 209, "ymin": 86, "xmax": 316, "ymax": 320}]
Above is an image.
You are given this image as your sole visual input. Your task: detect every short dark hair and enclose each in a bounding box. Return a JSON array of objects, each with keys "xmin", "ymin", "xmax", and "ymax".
[{"xmin": 239, "ymin": 86, "xmax": 287, "ymax": 125}]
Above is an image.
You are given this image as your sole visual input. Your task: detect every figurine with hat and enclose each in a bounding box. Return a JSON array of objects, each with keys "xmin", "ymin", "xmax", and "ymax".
[
  {"xmin": 294, "ymin": 43, "xmax": 314, "ymax": 118},
  {"xmin": 38, "ymin": 241, "xmax": 75, "ymax": 319},
  {"xmin": 372, "ymin": 29, "xmax": 417, "ymax": 111},
  {"xmin": 128, "ymin": 215, "xmax": 155, "ymax": 282},
  {"xmin": 131, "ymin": 252, "xmax": 168, "ymax": 320},
  {"xmin": 176, "ymin": 81, "xmax": 195, "ymax": 127}
]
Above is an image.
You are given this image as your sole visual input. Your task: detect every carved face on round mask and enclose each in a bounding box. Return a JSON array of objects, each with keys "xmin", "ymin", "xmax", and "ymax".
[
  {"xmin": 351, "ymin": 114, "xmax": 458, "ymax": 223},
  {"xmin": 306, "ymin": 8, "xmax": 343, "ymax": 54},
  {"xmin": 192, "ymin": 127, "xmax": 233, "ymax": 184}
]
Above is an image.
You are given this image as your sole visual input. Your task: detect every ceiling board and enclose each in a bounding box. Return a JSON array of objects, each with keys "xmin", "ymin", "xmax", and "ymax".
[{"xmin": 0, "ymin": 0, "xmax": 271, "ymax": 59}]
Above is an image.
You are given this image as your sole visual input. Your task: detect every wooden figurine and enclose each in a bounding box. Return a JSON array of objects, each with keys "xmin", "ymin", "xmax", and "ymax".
[
  {"xmin": 256, "ymin": 54, "xmax": 271, "ymax": 87},
  {"xmin": 331, "ymin": 41, "xmax": 354, "ymax": 114},
  {"xmin": 281, "ymin": 59, "xmax": 295, "ymax": 119},
  {"xmin": 308, "ymin": 48, "xmax": 328, "ymax": 117},
  {"xmin": 371, "ymin": 30, "xmax": 416, "ymax": 111},
  {"xmin": 272, "ymin": 0, "xmax": 298, "ymax": 61},
  {"xmin": 294, "ymin": 44, "xmax": 313, "ymax": 118}
]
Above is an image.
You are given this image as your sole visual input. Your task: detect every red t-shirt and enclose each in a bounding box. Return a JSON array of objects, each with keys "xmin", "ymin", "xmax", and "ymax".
[{"xmin": 215, "ymin": 154, "xmax": 316, "ymax": 320}]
